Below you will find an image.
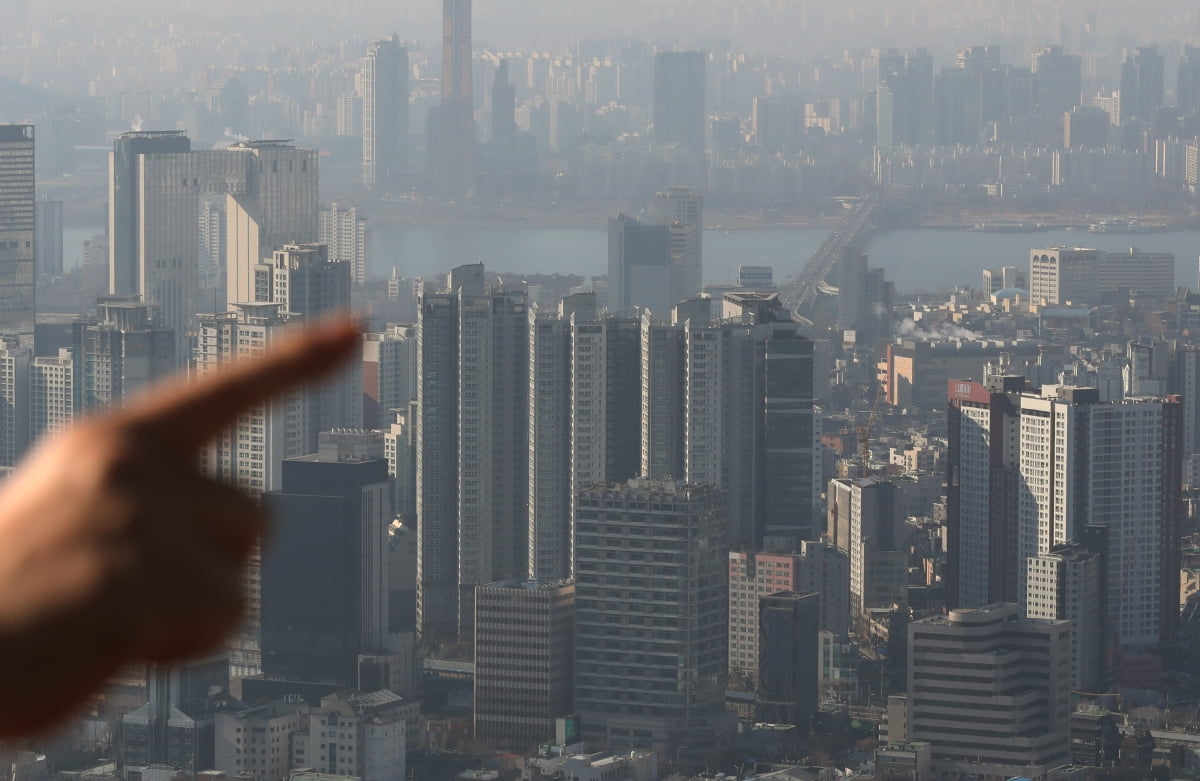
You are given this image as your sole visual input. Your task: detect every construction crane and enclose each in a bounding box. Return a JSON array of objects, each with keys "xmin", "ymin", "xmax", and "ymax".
[{"xmin": 858, "ymin": 381, "xmax": 885, "ymax": 475}]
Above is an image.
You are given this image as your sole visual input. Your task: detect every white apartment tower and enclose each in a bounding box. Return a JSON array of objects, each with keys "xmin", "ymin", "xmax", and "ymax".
[
  {"xmin": 1028, "ymin": 247, "xmax": 1101, "ymax": 305},
  {"xmin": 1017, "ymin": 386, "xmax": 1182, "ymax": 650},
  {"xmin": 319, "ymin": 203, "xmax": 369, "ymax": 285}
]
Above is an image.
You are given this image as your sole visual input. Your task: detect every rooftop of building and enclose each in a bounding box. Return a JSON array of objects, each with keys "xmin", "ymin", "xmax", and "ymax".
[{"xmin": 478, "ymin": 577, "xmax": 575, "ymax": 592}]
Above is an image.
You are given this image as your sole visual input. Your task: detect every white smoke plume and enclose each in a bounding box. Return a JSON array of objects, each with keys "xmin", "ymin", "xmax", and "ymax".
[
  {"xmin": 894, "ymin": 318, "xmax": 980, "ymax": 341},
  {"xmin": 130, "ymin": 114, "xmax": 144, "ymax": 131}
]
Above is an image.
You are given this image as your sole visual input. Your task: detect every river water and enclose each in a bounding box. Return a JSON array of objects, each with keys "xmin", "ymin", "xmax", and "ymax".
[{"xmin": 62, "ymin": 224, "xmax": 1200, "ymax": 295}]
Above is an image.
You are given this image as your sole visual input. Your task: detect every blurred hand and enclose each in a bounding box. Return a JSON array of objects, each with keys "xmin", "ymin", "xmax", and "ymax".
[{"xmin": 0, "ymin": 316, "xmax": 360, "ymax": 736}]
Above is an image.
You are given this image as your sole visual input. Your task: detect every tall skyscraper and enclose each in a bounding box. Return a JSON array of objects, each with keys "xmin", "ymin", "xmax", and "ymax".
[
  {"xmin": 362, "ymin": 36, "xmax": 410, "ymax": 189},
  {"xmin": 946, "ymin": 377, "xmax": 1025, "ymax": 608},
  {"xmin": 1120, "ymin": 45, "xmax": 1165, "ymax": 122},
  {"xmin": 319, "ymin": 203, "xmax": 368, "ymax": 285},
  {"xmin": 473, "ymin": 579, "xmax": 575, "ymax": 747},
  {"xmin": 261, "ymin": 433, "xmax": 391, "ymax": 685},
  {"xmin": 907, "ymin": 605, "xmax": 1071, "ymax": 778},
  {"xmin": 574, "ymin": 479, "xmax": 736, "ymax": 757},
  {"xmin": 490, "ymin": 60, "xmax": 516, "ymax": 147},
  {"xmin": 607, "ymin": 214, "xmax": 672, "ymax": 316},
  {"xmin": 0, "ymin": 125, "xmax": 36, "ymax": 343},
  {"xmin": 437, "ymin": 0, "xmax": 475, "ymax": 196},
  {"xmin": 224, "ymin": 141, "xmax": 319, "ymax": 309},
  {"xmin": 416, "ymin": 265, "xmax": 528, "ymax": 640},
  {"xmin": 653, "ymin": 51, "xmax": 706, "ymax": 155},
  {"xmin": 654, "ymin": 186, "xmax": 703, "ymax": 305},
  {"xmin": 1032, "ymin": 45, "xmax": 1083, "ymax": 117},
  {"xmin": 1179, "ymin": 46, "xmax": 1200, "ymax": 117}
]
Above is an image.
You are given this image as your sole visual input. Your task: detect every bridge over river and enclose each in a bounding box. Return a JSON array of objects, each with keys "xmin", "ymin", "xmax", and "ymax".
[{"xmin": 780, "ymin": 199, "xmax": 877, "ymax": 318}]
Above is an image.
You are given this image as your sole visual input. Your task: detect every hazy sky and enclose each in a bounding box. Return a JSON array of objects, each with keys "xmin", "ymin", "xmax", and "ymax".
[{"xmin": 16, "ymin": 0, "xmax": 1200, "ymax": 54}]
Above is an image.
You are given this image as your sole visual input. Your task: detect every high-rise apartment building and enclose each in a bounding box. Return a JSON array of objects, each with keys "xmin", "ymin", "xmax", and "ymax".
[
  {"xmin": 827, "ymin": 478, "xmax": 907, "ymax": 624},
  {"xmin": 946, "ymin": 376, "xmax": 1025, "ymax": 608},
  {"xmin": 653, "ymin": 51, "xmax": 706, "ymax": 155},
  {"xmin": 1029, "ymin": 247, "xmax": 1101, "ymax": 305},
  {"xmin": 33, "ymin": 198, "xmax": 62, "ymax": 278},
  {"xmin": 728, "ymin": 544, "xmax": 849, "ymax": 687},
  {"xmin": 261, "ymin": 433, "xmax": 391, "ymax": 685},
  {"xmin": 416, "ymin": 264, "xmax": 528, "ymax": 640},
  {"xmin": 1026, "ymin": 542, "xmax": 1104, "ymax": 692},
  {"xmin": 269, "ymin": 243, "xmax": 359, "ymax": 452},
  {"xmin": 0, "ymin": 339, "xmax": 31, "ymax": 467},
  {"xmin": 29, "ymin": 348, "xmax": 73, "ymax": 444},
  {"xmin": 363, "ymin": 324, "xmax": 417, "ymax": 430},
  {"xmin": 72, "ymin": 297, "xmax": 176, "ymax": 413},
  {"xmin": 907, "ymin": 604, "xmax": 1071, "ymax": 779},
  {"xmin": 527, "ymin": 294, "xmax": 641, "ymax": 581},
  {"xmin": 1119, "ymin": 45, "xmax": 1164, "ymax": 122},
  {"xmin": 474, "ymin": 579, "xmax": 575, "ymax": 747},
  {"xmin": 0, "ymin": 125, "xmax": 36, "ymax": 342},
  {"xmin": 574, "ymin": 479, "xmax": 736, "ymax": 757},
  {"xmin": 437, "ymin": 0, "xmax": 475, "ymax": 196},
  {"xmin": 319, "ymin": 203, "xmax": 368, "ymax": 285},
  {"xmin": 362, "ymin": 35, "xmax": 409, "ymax": 189},
  {"xmin": 757, "ymin": 591, "xmax": 821, "ymax": 727},
  {"xmin": 646, "ymin": 296, "xmax": 817, "ymax": 548},
  {"xmin": 197, "ymin": 303, "xmax": 310, "ymax": 677},
  {"xmin": 490, "ymin": 60, "xmax": 516, "ymax": 147},
  {"xmin": 1017, "ymin": 386, "xmax": 1182, "ymax": 652}
]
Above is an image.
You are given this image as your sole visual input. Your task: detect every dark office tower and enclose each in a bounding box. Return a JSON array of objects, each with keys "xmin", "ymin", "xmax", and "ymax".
[
  {"xmin": 261, "ymin": 435, "xmax": 391, "ymax": 685},
  {"xmin": 33, "ymin": 198, "xmax": 62, "ymax": 278},
  {"xmin": 756, "ymin": 592, "xmax": 821, "ymax": 727},
  {"xmin": 653, "ymin": 51, "xmax": 706, "ymax": 155},
  {"xmin": 640, "ymin": 315, "xmax": 685, "ymax": 480},
  {"xmin": 608, "ymin": 213, "xmax": 671, "ymax": 315},
  {"xmin": 1032, "ymin": 45, "xmax": 1083, "ymax": 116},
  {"xmin": 574, "ymin": 480, "xmax": 736, "ymax": 757},
  {"xmin": 437, "ymin": 0, "xmax": 475, "ymax": 196},
  {"xmin": 363, "ymin": 35, "xmax": 409, "ymax": 189},
  {"xmin": 0, "ymin": 125, "xmax": 36, "ymax": 343},
  {"xmin": 945, "ymin": 377, "xmax": 1024, "ymax": 609},
  {"xmin": 1179, "ymin": 46, "xmax": 1200, "ymax": 117},
  {"xmin": 761, "ymin": 327, "xmax": 816, "ymax": 543},
  {"xmin": 416, "ymin": 265, "xmax": 528, "ymax": 641},
  {"xmin": 905, "ymin": 49, "xmax": 936, "ymax": 146},
  {"xmin": 1120, "ymin": 45, "xmax": 1165, "ymax": 122},
  {"xmin": 72, "ymin": 297, "xmax": 176, "ymax": 413},
  {"xmin": 490, "ymin": 59, "xmax": 516, "ymax": 147}
]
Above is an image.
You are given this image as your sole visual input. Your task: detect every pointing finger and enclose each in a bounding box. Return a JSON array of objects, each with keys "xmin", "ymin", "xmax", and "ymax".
[{"xmin": 117, "ymin": 315, "xmax": 361, "ymax": 456}]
